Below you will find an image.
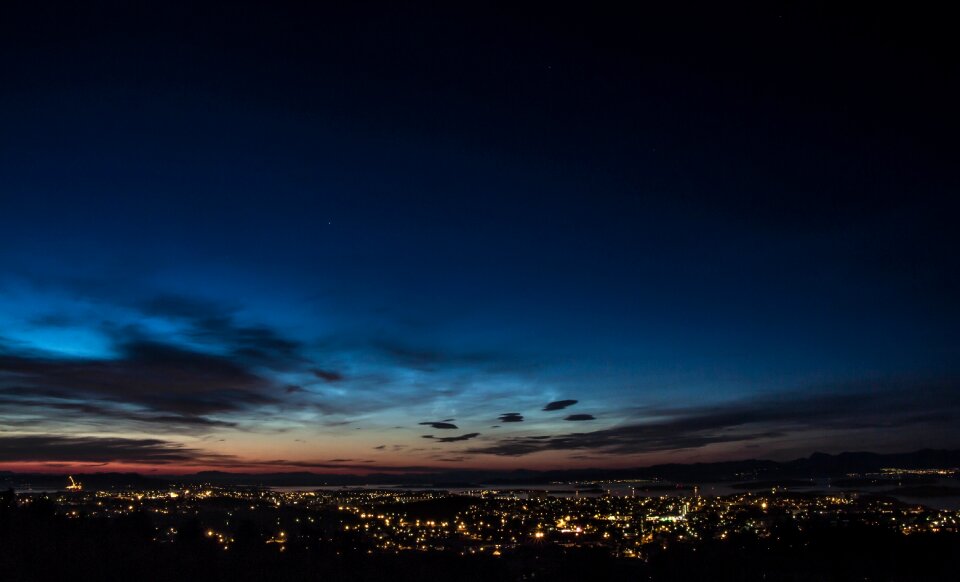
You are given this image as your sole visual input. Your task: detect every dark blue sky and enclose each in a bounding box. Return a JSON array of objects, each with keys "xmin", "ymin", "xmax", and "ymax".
[{"xmin": 1, "ymin": 2, "xmax": 958, "ymax": 473}]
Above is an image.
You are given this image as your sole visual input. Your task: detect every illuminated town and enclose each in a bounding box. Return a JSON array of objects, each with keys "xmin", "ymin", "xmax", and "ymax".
[
  {"xmin": 8, "ymin": 477, "xmax": 958, "ymax": 554},
  {"xmin": 3, "ymin": 472, "xmax": 960, "ymax": 580}
]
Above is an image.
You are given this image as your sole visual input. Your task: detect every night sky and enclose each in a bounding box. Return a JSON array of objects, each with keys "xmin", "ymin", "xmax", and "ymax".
[{"xmin": 1, "ymin": 2, "xmax": 958, "ymax": 475}]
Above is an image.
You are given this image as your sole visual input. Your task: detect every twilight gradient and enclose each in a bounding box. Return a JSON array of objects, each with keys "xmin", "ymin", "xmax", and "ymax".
[{"xmin": 1, "ymin": 2, "xmax": 958, "ymax": 474}]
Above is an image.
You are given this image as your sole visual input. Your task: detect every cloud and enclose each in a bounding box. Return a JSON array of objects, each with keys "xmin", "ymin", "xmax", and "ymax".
[
  {"xmin": 0, "ymin": 337, "xmax": 282, "ymax": 433},
  {"xmin": 140, "ymin": 294, "xmax": 235, "ymax": 321},
  {"xmin": 498, "ymin": 413, "xmax": 524, "ymax": 423},
  {"xmin": 419, "ymin": 421, "xmax": 458, "ymax": 429},
  {"xmin": 469, "ymin": 380, "xmax": 960, "ymax": 456},
  {"xmin": 190, "ymin": 320, "xmax": 304, "ymax": 370},
  {"xmin": 312, "ymin": 368, "xmax": 345, "ymax": 382},
  {"xmin": 422, "ymin": 432, "xmax": 481, "ymax": 443},
  {"xmin": 543, "ymin": 399, "xmax": 578, "ymax": 411},
  {"xmin": 0, "ymin": 396, "xmax": 237, "ymax": 432},
  {"xmin": 140, "ymin": 294, "xmax": 306, "ymax": 370},
  {"xmin": 29, "ymin": 313, "xmax": 78, "ymax": 327},
  {"xmin": 369, "ymin": 339, "xmax": 530, "ymax": 373},
  {"xmin": 0, "ymin": 288, "xmax": 536, "ymax": 438},
  {"xmin": 565, "ymin": 414, "xmax": 595, "ymax": 421},
  {"xmin": 373, "ymin": 340, "xmax": 492, "ymax": 367},
  {"xmin": 0, "ymin": 434, "xmax": 229, "ymax": 464},
  {"xmin": 5, "ymin": 290, "xmax": 463, "ymax": 431}
]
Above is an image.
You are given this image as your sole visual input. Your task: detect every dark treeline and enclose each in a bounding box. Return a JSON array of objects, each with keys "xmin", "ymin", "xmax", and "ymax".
[{"xmin": 1, "ymin": 490, "xmax": 958, "ymax": 581}]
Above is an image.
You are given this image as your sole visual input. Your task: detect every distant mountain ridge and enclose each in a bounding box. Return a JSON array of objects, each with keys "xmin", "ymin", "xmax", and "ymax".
[{"xmin": 3, "ymin": 449, "xmax": 958, "ymax": 489}]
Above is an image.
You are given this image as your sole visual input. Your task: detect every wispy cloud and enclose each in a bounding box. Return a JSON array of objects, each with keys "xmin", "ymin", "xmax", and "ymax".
[
  {"xmin": 422, "ymin": 432, "xmax": 481, "ymax": 443},
  {"xmin": 0, "ymin": 434, "xmax": 231, "ymax": 464},
  {"xmin": 312, "ymin": 368, "xmax": 345, "ymax": 382},
  {"xmin": 469, "ymin": 380, "xmax": 960, "ymax": 456},
  {"xmin": 140, "ymin": 294, "xmax": 307, "ymax": 370},
  {"xmin": 0, "ymin": 396, "xmax": 237, "ymax": 432},
  {"xmin": 0, "ymin": 339, "xmax": 279, "ymax": 420}
]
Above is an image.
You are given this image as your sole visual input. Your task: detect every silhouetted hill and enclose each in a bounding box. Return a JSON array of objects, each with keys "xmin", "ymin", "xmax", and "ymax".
[{"xmin": 783, "ymin": 449, "xmax": 960, "ymax": 476}]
